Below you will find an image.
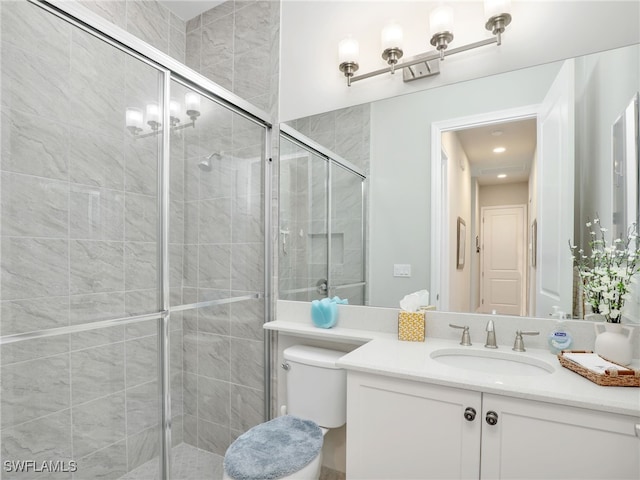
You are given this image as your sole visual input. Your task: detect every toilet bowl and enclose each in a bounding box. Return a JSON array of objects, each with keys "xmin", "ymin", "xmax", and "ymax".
[{"xmin": 222, "ymin": 346, "xmax": 346, "ymax": 480}]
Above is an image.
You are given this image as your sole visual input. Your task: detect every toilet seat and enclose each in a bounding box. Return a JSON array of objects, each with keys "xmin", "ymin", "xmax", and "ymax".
[{"xmin": 223, "ymin": 415, "xmax": 323, "ymax": 480}]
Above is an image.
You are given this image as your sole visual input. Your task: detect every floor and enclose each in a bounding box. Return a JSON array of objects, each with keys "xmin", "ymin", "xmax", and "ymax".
[{"xmin": 119, "ymin": 443, "xmax": 223, "ymax": 480}]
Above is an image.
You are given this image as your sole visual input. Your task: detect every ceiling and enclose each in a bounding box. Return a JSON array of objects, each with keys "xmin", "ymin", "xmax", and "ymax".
[
  {"xmin": 454, "ymin": 118, "xmax": 537, "ymax": 186},
  {"xmin": 159, "ymin": 0, "xmax": 224, "ymax": 20}
]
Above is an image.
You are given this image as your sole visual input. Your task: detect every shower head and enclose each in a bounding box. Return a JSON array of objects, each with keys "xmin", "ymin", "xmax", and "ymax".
[{"xmin": 198, "ymin": 152, "xmax": 221, "ymax": 172}]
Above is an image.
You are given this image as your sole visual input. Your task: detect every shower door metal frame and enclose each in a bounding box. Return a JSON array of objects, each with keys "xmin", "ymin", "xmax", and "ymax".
[{"xmin": 3, "ymin": 2, "xmax": 275, "ymax": 479}]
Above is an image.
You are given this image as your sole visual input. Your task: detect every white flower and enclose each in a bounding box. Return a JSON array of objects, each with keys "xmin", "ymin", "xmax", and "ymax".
[{"xmin": 586, "ymin": 222, "xmax": 592, "ymax": 227}]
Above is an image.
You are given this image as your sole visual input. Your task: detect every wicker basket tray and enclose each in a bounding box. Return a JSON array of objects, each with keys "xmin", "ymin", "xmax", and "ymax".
[{"xmin": 558, "ymin": 350, "xmax": 640, "ymax": 387}]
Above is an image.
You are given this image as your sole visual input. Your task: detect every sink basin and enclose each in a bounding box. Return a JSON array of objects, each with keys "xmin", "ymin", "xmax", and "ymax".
[{"xmin": 430, "ymin": 348, "xmax": 555, "ymax": 376}]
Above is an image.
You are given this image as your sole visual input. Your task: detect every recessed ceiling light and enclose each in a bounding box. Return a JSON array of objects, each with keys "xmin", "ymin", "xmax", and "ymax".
[
  {"xmin": 491, "ymin": 130, "xmax": 503, "ymax": 136},
  {"xmin": 497, "ymin": 174, "xmax": 507, "ymax": 179},
  {"xmin": 493, "ymin": 147, "xmax": 506, "ymax": 153}
]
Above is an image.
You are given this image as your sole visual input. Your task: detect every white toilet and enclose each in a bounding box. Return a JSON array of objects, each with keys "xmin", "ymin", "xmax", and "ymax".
[{"xmin": 223, "ymin": 345, "xmax": 347, "ymax": 480}]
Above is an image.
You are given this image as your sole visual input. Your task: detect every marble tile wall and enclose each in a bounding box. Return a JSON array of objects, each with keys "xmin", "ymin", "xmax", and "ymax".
[
  {"xmin": 184, "ymin": 0, "xmax": 280, "ymax": 119},
  {"xmin": 176, "ymin": 0, "xmax": 277, "ymax": 456},
  {"xmin": 80, "ymin": 0, "xmax": 186, "ymax": 64},
  {"xmin": 281, "ymin": 105, "xmax": 370, "ymax": 305},
  {"xmin": 175, "ymin": 83, "xmax": 267, "ymax": 456},
  {"xmin": 0, "ymin": 0, "xmax": 187, "ymax": 477},
  {"xmin": 1, "ymin": 0, "xmax": 274, "ymax": 475}
]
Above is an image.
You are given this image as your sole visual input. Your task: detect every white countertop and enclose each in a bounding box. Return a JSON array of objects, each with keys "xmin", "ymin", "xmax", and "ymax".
[{"xmin": 266, "ymin": 319, "xmax": 640, "ymax": 417}]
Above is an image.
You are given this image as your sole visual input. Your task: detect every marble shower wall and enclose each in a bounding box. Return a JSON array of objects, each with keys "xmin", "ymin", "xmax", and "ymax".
[
  {"xmin": 0, "ymin": 1, "xmax": 275, "ymax": 476},
  {"xmin": 0, "ymin": 0, "xmax": 187, "ymax": 477},
  {"xmin": 278, "ymin": 140, "xmax": 329, "ymax": 302},
  {"xmin": 80, "ymin": 0, "xmax": 187, "ymax": 64},
  {"xmin": 282, "ymin": 105, "xmax": 370, "ymax": 305},
  {"xmin": 173, "ymin": 65, "xmax": 267, "ymax": 459},
  {"xmin": 174, "ymin": 0, "xmax": 278, "ymax": 456},
  {"xmin": 184, "ymin": 0, "xmax": 280, "ymax": 119}
]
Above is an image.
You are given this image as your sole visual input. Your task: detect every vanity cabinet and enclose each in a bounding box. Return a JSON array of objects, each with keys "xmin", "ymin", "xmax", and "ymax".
[{"xmin": 346, "ymin": 372, "xmax": 640, "ymax": 479}]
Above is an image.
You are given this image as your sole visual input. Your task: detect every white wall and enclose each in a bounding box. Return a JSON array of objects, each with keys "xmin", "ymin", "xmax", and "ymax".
[
  {"xmin": 575, "ymin": 44, "xmax": 640, "ymax": 246},
  {"xmin": 368, "ymin": 62, "xmax": 560, "ymax": 307},
  {"xmin": 471, "ymin": 179, "xmax": 481, "ymax": 311},
  {"xmin": 280, "ymin": 1, "xmax": 639, "ymax": 121},
  {"xmin": 528, "ymin": 150, "xmax": 538, "ymax": 315},
  {"xmin": 573, "ymin": 43, "xmax": 640, "ymax": 322},
  {"xmin": 479, "ymin": 182, "xmax": 529, "ymax": 208},
  {"xmin": 443, "ymin": 132, "xmax": 472, "ymax": 312}
]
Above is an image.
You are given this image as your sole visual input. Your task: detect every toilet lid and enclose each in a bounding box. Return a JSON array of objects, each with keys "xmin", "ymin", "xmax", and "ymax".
[{"xmin": 224, "ymin": 415, "xmax": 323, "ymax": 480}]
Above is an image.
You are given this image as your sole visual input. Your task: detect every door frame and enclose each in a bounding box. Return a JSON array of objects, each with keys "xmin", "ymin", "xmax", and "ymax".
[
  {"xmin": 479, "ymin": 204, "xmax": 528, "ymax": 316},
  {"xmin": 431, "ymin": 105, "xmax": 539, "ymax": 311}
]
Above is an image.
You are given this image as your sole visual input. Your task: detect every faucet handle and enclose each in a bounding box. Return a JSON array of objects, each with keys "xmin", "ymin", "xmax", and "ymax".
[
  {"xmin": 449, "ymin": 324, "xmax": 472, "ymax": 346},
  {"xmin": 512, "ymin": 330, "xmax": 540, "ymax": 352}
]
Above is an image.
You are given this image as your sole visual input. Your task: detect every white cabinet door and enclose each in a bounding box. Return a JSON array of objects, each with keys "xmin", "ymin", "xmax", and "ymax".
[
  {"xmin": 480, "ymin": 394, "xmax": 640, "ymax": 480},
  {"xmin": 346, "ymin": 372, "xmax": 482, "ymax": 479}
]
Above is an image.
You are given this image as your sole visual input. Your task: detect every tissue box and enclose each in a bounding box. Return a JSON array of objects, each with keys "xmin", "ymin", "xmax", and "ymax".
[{"xmin": 398, "ymin": 311, "xmax": 425, "ymax": 342}]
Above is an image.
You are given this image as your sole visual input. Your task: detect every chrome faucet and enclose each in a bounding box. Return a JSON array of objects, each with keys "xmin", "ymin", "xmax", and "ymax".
[{"xmin": 485, "ymin": 319, "xmax": 498, "ymax": 348}]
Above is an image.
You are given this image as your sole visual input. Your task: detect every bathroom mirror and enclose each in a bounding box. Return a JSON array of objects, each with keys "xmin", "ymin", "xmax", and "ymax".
[
  {"xmin": 612, "ymin": 93, "xmax": 640, "ymax": 243},
  {"xmin": 280, "ymin": 43, "xmax": 640, "ymax": 321}
]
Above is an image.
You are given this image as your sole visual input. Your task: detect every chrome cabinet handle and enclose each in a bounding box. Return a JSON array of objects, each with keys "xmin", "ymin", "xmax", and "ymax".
[
  {"xmin": 485, "ymin": 411, "xmax": 499, "ymax": 425},
  {"xmin": 464, "ymin": 407, "xmax": 476, "ymax": 421}
]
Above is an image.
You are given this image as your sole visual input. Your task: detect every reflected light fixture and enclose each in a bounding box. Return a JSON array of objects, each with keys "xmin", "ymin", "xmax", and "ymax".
[
  {"xmin": 497, "ymin": 173, "xmax": 507, "ymax": 178},
  {"xmin": 493, "ymin": 146, "xmax": 506, "ymax": 153},
  {"xmin": 338, "ymin": 0, "xmax": 513, "ymax": 86},
  {"xmin": 126, "ymin": 92, "xmax": 202, "ymax": 139}
]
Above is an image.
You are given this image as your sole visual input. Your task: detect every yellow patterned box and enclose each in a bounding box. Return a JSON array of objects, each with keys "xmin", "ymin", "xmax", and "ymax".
[{"xmin": 398, "ymin": 311, "xmax": 425, "ymax": 342}]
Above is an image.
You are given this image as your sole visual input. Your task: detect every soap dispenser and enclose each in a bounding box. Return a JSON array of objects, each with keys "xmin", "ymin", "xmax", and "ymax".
[{"xmin": 548, "ymin": 323, "xmax": 573, "ymax": 354}]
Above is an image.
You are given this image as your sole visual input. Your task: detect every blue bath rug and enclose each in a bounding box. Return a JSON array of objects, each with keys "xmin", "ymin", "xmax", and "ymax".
[{"xmin": 224, "ymin": 415, "xmax": 322, "ymax": 480}]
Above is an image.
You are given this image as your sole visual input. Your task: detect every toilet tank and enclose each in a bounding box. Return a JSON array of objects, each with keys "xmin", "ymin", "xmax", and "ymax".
[{"xmin": 283, "ymin": 345, "xmax": 347, "ymax": 428}]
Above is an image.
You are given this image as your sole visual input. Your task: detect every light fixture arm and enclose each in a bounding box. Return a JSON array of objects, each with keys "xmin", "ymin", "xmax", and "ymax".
[{"xmin": 349, "ymin": 36, "xmax": 497, "ymax": 85}]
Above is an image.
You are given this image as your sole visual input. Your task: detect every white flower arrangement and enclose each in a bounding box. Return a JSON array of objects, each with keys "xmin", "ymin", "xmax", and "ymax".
[{"xmin": 569, "ymin": 217, "xmax": 640, "ymax": 323}]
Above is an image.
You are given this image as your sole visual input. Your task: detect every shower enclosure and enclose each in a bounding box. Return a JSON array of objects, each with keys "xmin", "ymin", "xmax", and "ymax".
[
  {"xmin": 278, "ymin": 125, "xmax": 366, "ymax": 305},
  {"xmin": 0, "ymin": 1, "xmax": 271, "ymax": 478}
]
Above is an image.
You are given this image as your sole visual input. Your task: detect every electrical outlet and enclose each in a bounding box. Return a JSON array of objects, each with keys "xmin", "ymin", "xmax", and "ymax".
[{"xmin": 393, "ymin": 264, "xmax": 411, "ymax": 277}]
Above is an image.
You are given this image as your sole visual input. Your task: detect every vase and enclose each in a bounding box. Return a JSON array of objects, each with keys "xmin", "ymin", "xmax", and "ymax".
[{"xmin": 593, "ymin": 323, "xmax": 633, "ymax": 366}]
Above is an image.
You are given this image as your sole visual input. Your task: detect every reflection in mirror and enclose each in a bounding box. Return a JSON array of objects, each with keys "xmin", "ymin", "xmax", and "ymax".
[
  {"xmin": 278, "ymin": 127, "xmax": 367, "ymax": 305},
  {"xmin": 612, "ymin": 93, "xmax": 639, "ymax": 243},
  {"xmin": 281, "ymin": 43, "xmax": 640, "ymax": 321}
]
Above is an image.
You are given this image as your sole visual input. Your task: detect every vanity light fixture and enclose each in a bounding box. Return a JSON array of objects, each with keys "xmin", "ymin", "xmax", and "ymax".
[
  {"xmin": 493, "ymin": 146, "xmax": 506, "ymax": 153},
  {"xmin": 497, "ymin": 173, "xmax": 507, "ymax": 178},
  {"xmin": 126, "ymin": 92, "xmax": 202, "ymax": 139},
  {"xmin": 338, "ymin": 0, "xmax": 513, "ymax": 86}
]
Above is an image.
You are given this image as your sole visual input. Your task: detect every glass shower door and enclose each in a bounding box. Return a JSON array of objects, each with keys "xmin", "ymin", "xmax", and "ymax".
[
  {"xmin": 330, "ymin": 165, "xmax": 366, "ymax": 304},
  {"xmin": 279, "ymin": 137, "xmax": 329, "ymax": 301},
  {"xmin": 167, "ymin": 80, "xmax": 268, "ymax": 478},
  {"xmin": 1, "ymin": 1, "xmax": 164, "ymax": 478}
]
